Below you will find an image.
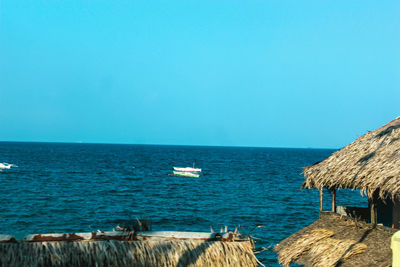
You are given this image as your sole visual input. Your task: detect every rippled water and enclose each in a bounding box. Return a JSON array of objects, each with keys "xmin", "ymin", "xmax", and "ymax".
[{"xmin": 0, "ymin": 142, "xmax": 367, "ymax": 265}]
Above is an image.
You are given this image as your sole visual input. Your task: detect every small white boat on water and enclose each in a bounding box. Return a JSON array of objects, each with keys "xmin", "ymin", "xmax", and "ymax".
[
  {"xmin": 173, "ymin": 167, "xmax": 202, "ymax": 173},
  {"xmin": 0, "ymin": 163, "xmax": 17, "ymax": 169}
]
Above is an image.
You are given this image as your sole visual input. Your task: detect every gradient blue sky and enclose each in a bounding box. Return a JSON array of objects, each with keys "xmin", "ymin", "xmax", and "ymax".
[{"xmin": 1, "ymin": 1, "xmax": 399, "ymax": 148}]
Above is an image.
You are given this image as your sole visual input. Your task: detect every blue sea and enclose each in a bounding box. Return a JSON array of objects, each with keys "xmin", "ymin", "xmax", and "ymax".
[{"xmin": 0, "ymin": 142, "xmax": 367, "ymax": 265}]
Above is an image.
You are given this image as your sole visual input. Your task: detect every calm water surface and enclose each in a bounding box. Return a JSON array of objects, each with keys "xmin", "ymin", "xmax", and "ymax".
[{"xmin": 0, "ymin": 142, "xmax": 367, "ymax": 265}]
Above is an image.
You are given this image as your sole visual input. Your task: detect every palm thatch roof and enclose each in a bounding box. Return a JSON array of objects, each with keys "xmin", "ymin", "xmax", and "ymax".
[
  {"xmin": 0, "ymin": 239, "xmax": 257, "ymax": 267},
  {"xmin": 0, "ymin": 232, "xmax": 258, "ymax": 267},
  {"xmin": 274, "ymin": 213, "xmax": 395, "ymax": 266},
  {"xmin": 303, "ymin": 116, "xmax": 400, "ymax": 199}
]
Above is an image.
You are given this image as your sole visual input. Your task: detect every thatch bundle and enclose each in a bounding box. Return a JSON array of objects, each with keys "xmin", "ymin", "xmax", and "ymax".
[
  {"xmin": 302, "ymin": 116, "xmax": 400, "ymax": 199},
  {"xmin": 0, "ymin": 239, "xmax": 257, "ymax": 267},
  {"xmin": 277, "ymin": 228, "xmax": 334, "ymax": 266},
  {"xmin": 277, "ymin": 228, "xmax": 367, "ymax": 267},
  {"xmin": 308, "ymin": 238, "xmax": 367, "ymax": 266}
]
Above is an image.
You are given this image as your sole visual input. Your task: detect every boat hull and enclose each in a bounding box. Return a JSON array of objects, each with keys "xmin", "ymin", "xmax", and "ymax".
[{"xmin": 172, "ymin": 171, "xmax": 200, "ymax": 178}]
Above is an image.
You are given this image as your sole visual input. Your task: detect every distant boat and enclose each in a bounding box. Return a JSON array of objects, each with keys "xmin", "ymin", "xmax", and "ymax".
[
  {"xmin": 0, "ymin": 163, "xmax": 17, "ymax": 169},
  {"xmin": 173, "ymin": 167, "xmax": 202, "ymax": 173},
  {"xmin": 172, "ymin": 171, "xmax": 200, "ymax": 178}
]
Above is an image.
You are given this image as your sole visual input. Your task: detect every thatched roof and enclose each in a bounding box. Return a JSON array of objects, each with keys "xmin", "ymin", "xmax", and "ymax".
[
  {"xmin": 0, "ymin": 239, "xmax": 257, "ymax": 267},
  {"xmin": 0, "ymin": 231, "xmax": 258, "ymax": 267},
  {"xmin": 303, "ymin": 116, "xmax": 400, "ymax": 199},
  {"xmin": 274, "ymin": 213, "xmax": 395, "ymax": 266}
]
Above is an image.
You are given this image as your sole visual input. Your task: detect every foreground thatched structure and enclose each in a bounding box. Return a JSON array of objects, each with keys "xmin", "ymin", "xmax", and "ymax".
[
  {"xmin": 0, "ymin": 231, "xmax": 258, "ymax": 267},
  {"xmin": 275, "ymin": 213, "xmax": 395, "ymax": 266}
]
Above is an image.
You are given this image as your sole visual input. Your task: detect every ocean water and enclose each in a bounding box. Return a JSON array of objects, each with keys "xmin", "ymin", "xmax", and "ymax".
[{"xmin": 0, "ymin": 142, "xmax": 367, "ymax": 265}]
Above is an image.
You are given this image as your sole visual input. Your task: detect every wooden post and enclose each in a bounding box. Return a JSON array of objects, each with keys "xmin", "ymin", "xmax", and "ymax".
[
  {"xmin": 371, "ymin": 202, "xmax": 377, "ymax": 225},
  {"xmin": 319, "ymin": 188, "xmax": 323, "ymax": 212},
  {"xmin": 331, "ymin": 189, "xmax": 336, "ymax": 213},
  {"xmin": 370, "ymin": 193, "xmax": 377, "ymax": 226},
  {"xmin": 393, "ymin": 198, "xmax": 400, "ymax": 229}
]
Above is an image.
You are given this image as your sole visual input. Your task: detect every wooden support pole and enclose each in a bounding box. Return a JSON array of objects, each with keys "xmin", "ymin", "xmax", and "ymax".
[
  {"xmin": 370, "ymin": 195, "xmax": 377, "ymax": 226},
  {"xmin": 319, "ymin": 188, "xmax": 323, "ymax": 212},
  {"xmin": 331, "ymin": 189, "xmax": 336, "ymax": 213}
]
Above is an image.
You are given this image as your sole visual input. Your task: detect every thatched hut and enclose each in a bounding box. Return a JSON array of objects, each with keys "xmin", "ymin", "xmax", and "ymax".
[
  {"xmin": 303, "ymin": 116, "xmax": 400, "ymax": 228},
  {"xmin": 275, "ymin": 116, "xmax": 400, "ymax": 266}
]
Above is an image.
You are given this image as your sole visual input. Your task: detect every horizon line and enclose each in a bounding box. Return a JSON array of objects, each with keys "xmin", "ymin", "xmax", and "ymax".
[{"xmin": 0, "ymin": 140, "xmax": 338, "ymax": 150}]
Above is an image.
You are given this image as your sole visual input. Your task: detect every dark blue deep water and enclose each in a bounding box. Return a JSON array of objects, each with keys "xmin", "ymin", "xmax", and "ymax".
[{"xmin": 0, "ymin": 142, "xmax": 367, "ymax": 265}]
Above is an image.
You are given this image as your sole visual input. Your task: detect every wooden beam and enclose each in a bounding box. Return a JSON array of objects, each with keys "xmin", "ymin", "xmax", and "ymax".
[
  {"xmin": 371, "ymin": 202, "xmax": 377, "ymax": 225},
  {"xmin": 331, "ymin": 189, "xmax": 336, "ymax": 213},
  {"xmin": 370, "ymin": 194, "xmax": 377, "ymax": 226},
  {"xmin": 319, "ymin": 188, "xmax": 323, "ymax": 212}
]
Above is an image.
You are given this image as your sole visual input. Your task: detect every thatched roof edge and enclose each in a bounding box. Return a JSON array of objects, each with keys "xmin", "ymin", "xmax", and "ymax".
[
  {"xmin": 0, "ymin": 237, "xmax": 258, "ymax": 266},
  {"xmin": 302, "ymin": 116, "xmax": 400, "ymax": 199}
]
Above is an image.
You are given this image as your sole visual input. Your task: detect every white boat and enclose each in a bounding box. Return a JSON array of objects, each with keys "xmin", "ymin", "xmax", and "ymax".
[
  {"xmin": 0, "ymin": 163, "xmax": 17, "ymax": 169},
  {"xmin": 173, "ymin": 167, "xmax": 202, "ymax": 173}
]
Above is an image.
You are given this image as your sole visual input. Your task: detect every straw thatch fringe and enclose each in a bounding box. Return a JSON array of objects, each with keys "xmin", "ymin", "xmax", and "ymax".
[
  {"xmin": 0, "ymin": 239, "xmax": 257, "ymax": 267},
  {"xmin": 277, "ymin": 228, "xmax": 334, "ymax": 266},
  {"xmin": 277, "ymin": 228, "xmax": 367, "ymax": 267},
  {"xmin": 302, "ymin": 116, "xmax": 400, "ymax": 200},
  {"xmin": 309, "ymin": 238, "xmax": 367, "ymax": 266}
]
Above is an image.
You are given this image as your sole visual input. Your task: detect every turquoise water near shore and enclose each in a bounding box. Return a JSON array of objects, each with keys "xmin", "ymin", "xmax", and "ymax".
[{"xmin": 0, "ymin": 142, "xmax": 367, "ymax": 265}]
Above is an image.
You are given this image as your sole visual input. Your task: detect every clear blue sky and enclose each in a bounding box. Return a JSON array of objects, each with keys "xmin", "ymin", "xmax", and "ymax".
[{"xmin": 0, "ymin": 1, "xmax": 399, "ymax": 148}]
